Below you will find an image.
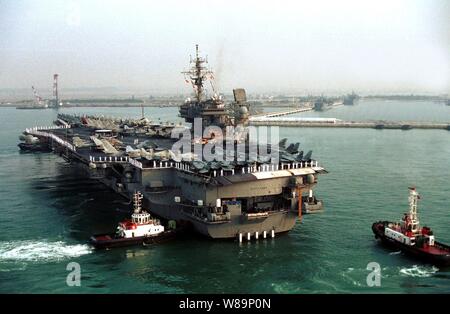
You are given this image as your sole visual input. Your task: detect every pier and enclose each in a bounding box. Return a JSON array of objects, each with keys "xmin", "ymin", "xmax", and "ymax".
[
  {"xmin": 249, "ymin": 117, "xmax": 450, "ymax": 130},
  {"xmin": 258, "ymin": 105, "xmax": 314, "ymax": 118}
]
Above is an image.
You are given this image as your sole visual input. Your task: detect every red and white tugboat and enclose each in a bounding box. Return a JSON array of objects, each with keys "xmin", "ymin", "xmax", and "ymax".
[
  {"xmin": 372, "ymin": 187, "xmax": 450, "ymax": 266},
  {"xmin": 90, "ymin": 191, "xmax": 178, "ymax": 249}
]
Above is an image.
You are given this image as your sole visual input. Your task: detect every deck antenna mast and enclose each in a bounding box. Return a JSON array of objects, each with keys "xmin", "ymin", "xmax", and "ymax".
[
  {"xmin": 133, "ymin": 191, "xmax": 143, "ymax": 214},
  {"xmin": 182, "ymin": 44, "xmax": 214, "ymax": 103}
]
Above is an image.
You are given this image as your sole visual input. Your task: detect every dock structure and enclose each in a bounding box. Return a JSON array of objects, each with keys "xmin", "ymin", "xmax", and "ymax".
[
  {"xmin": 261, "ymin": 106, "xmax": 313, "ymax": 118},
  {"xmin": 249, "ymin": 117, "xmax": 450, "ymax": 130}
]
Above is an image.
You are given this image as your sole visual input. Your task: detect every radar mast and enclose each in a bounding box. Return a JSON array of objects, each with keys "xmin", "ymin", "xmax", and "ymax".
[{"xmin": 182, "ymin": 44, "xmax": 215, "ymax": 103}]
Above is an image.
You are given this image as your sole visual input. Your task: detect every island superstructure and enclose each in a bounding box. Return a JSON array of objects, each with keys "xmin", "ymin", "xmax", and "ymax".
[{"xmin": 18, "ymin": 46, "xmax": 327, "ymax": 239}]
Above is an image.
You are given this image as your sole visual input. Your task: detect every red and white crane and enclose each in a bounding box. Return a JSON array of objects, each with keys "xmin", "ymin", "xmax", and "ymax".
[{"xmin": 31, "ymin": 86, "xmax": 43, "ymax": 105}]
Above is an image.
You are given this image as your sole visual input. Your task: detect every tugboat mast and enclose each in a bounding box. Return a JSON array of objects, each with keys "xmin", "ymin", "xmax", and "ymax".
[
  {"xmin": 133, "ymin": 191, "xmax": 143, "ymax": 214},
  {"xmin": 407, "ymin": 187, "xmax": 420, "ymax": 234}
]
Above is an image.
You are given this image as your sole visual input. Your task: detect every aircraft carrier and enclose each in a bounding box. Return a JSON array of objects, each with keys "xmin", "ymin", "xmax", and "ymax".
[{"xmin": 18, "ymin": 46, "xmax": 327, "ymax": 239}]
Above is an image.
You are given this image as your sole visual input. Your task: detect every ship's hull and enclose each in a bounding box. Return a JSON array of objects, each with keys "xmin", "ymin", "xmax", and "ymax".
[
  {"xmin": 145, "ymin": 196, "xmax": 298, "ymax": 239},
  {"xmin": 372, "ymin": 221, "xmax": 450, "ymax": 266},
  {"xmin": 185, "ymin": 210, "xmax": 297, "ymax": 239},
  {"xmin": 90, "ymin": 229, "xmax": 178, "ymax": 249},
  {"xmin": 18, "ymin": 143, "xmax": 52, "ymax": 152}
]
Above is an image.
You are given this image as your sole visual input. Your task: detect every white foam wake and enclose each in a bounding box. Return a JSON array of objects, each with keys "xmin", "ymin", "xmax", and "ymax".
[
  {"xmin": 399, "ymin": 265, "xmax": 439, "ymax": 278},
  {"xmin": 0, "ymin": 240, "xmax": 92, "ymax": 262}
]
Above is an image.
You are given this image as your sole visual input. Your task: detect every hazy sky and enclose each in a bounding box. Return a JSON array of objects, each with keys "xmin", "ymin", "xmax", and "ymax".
[{"xmin": 0, "ymin": 0, "xmax": 448, "ymax": 95}]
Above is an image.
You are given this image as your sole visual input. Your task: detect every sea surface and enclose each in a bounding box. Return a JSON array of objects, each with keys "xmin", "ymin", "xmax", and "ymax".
[{"xmin": 0, "ymin": 99, "xmax": 449, "ymax": 293}]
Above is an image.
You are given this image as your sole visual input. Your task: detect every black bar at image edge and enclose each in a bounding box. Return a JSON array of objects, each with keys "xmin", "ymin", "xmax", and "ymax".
[{"xmin": 1, "ymin": 294, "xmax": 448, "ymax": 312}]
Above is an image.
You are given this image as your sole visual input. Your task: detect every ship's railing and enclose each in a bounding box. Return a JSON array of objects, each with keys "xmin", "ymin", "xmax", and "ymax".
[
  {"xmin": 25, "ymin": 125, "xmax": 71, "ymax": 132},
  {"xmin": 89, "ymin": 155, "xmax": 143, "ymax": 169},
  {"xmin": 25, "ymin": 126, "xmax": 76, "ymax": 152},
  {"xmin": 142, "ymin": 159, "xmax": 320, "ymax": 177},
  {"xmin": 141, "ymin": 160, "xmax": 318, "ymax": 171},
  {"xmin": 89, "ymin": 156, "xmax": 130, "ymax": 163},
  {"xmin": 88, "ymin": 154, "xmax": 320, "ymax": 176},
  {"xmin": 236, "ymin": 161, "xmax": 319, "ymax": 175},
  {"xmin": 128, "ymin": 158, "xmax": 143, "ymax": 169}
]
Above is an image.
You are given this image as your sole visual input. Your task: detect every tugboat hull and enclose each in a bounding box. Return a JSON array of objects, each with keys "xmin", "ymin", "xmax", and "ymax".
[
  {"xmin": 90, "ymin": 229, "xmax": 178, "ymax": 249},
  {"xmin": 372, "ymin": 221, "xmax": 450, "ymax": 266}
]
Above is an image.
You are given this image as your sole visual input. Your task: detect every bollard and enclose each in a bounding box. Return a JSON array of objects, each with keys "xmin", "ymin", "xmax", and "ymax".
[
  {"xmin": 255, "ymin": 232, "xmax": 259, "ymax": 240},
  {"xmin": 247, "ymin": 233, "xmax": 251, "ymax": 241},
  {"xmin": 263, "ymin": 231, "xmax": 267, "ymax": 239},
  {"xmin": 271, "ymin": 229, "xmax": 275, "ymax": 238},
  {"xmin": 239, "ymin": 233, "xmax": 242, "ymax": 243}
]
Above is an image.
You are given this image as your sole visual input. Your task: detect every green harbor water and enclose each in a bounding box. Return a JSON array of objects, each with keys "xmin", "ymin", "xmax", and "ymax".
[{"xmin": 0, "ymin": 99, "xmax": 449, "ymax": 293}]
